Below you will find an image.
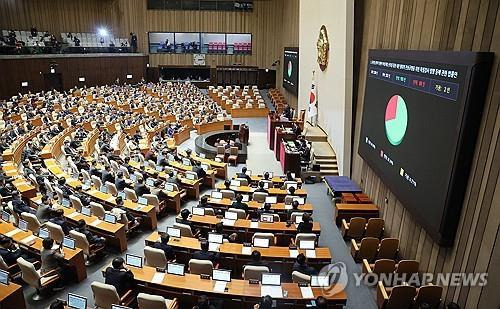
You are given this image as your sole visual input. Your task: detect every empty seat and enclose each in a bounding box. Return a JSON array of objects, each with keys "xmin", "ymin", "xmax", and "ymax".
[
  {"xmin": 351, "ymin": 237, "xmax": 379, "ymax": 262},
  {"xmin": 189, "ymin": 259, "xmax": 213, "ymax": 276},
  {"xmin": 144, "ymin": 246, "xmax": 167, "ymax": 268},
  {"xmin": 252, "ymin": 232, "xmax": 275, "ymax": 246},
  {"xmin": 341, "ymin": 217, "xmax": 367, "ymax": 240},
  {"xmin": 243, "ymin": 265, "xmax": 269, "ymax": 281},
  {"xmin": 45, "ymin": 222, "xmax": 64, "ymax": 243},
  {"xmin": 91, "ymin": 281, "xmax": 135, "ymax": 309},
  {"xmin": 137, "ymin": 293, "xmax": 178, "ymax": 309},
  {"xmin": 377, "ymin": 282, "xmax": 416, "ymax": 309},
  {"xmin": 292, "ymin": 270, "xmax": 311, "ymax": 284}
]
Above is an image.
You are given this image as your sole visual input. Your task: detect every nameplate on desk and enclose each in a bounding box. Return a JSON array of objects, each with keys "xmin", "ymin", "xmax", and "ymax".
[
  {"xmin": 221, "ymin": 219, "xmax": 235, "ymax": 226},
  {"xmin": 5, "ymin": 228, "xmax": 22, "ymax": 237},
  {"xmin": 250, "ymin": 221, "xmax": 259, "ymax": 229},
  {"xmin": 284, "ymin": 204, "xmax": 293, "ymax": 210},
  {"xmin": 90, "ymin": 219, "xmax": 102, "ymax": 226},
  {"xmin": 152, "ymin": 272, "xmax": 165, "ymax": 284},
  {"xmin": 20, "ymin": 235, "xmax": 36, "ymax": 246},
  {"xmin": 306, "ymin": 250, "xmax": 316, "ymax": 258},
  {"xmin": 134, "ymin": 206, "xmax": 144, "ymax": 211},
  {"xmin": 67, "ymin": 212, "xmax": 80, "ymax": 219}
]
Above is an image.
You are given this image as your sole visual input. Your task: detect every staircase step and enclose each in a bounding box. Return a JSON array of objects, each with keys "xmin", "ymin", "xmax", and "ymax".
[
  {"xmin": 315, "ymin": 159, "xmax": 337, "ymax": 164},
  {"xmin": 319, "ymin": 164, "xmax": 338, "ymax": 169},
  {"xmin": 314, "ymin": 154, "xmax": 336, "ymax": 160}
]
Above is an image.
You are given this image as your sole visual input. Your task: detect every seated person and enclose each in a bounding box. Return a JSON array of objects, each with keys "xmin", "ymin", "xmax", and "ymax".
[
  {"xmin": 49, "ymin": 209, "xmax": 71, "ymax": 235},
  {"xmin": 134, "ymin": 177, "xmax": 150, "ymax": 197},
  {"xmin": 284, "ymin": 171, "xmax": 295, "ymax": 181},
  {"xmin": 150, "ymin": 179, "xmax": 169, "ymax": 201},
  {"xmin": 166, "ymin": 171, "xmax": 179, "ymax": 184},
  {"xmin": 36, "ymin": 195, "xmax": 53, "ymax": 223},
  {"xmin": 212, "ymin": 222, "xmax": 228, "ymax": 241},
  {"xmin": 152, "ymin": 233, "xmax": 175, "ymax": 261},
  {"xmin": 236, "ymin": 167, "xmax": 252, "ymax": 183},
  {"xmin": 286, "ymin": 200, "xmax": 301, "ymax": 219},
  {"xmin": 297, "ymin": 212, "xmax": 313, "ymax": 233},
  {"xmin": 40, "ymin": 238, "xmax": 65, "ymax": 276},
  {"xmin": 255, "ymin": 295, "xmax": 273, "ymax": 309},
  {"xmin": 74, "ymin": 185, "xmax": 91, "ymax": 207},
  {"xmin": 75, "ymin": 219, "xmax": 106, "ymax": 246},
  {"xmin": 254, "ymin": 181, "xmax": 268, "ymax": 194},
  {"xmin": 104, "ymin": 257, "xmax": 135, "ymax": 297},
  {"xmin": 192, "ymin": 161, "xmax": 207, "ymax": 179},
  {"xmin": 112, "ymin": 196, "xmax": 139, "ymax": 227},
  {"xmin": 101, "ymin": 165, "xmax": 115, "ymax": 184},
  {"xmin": 177, "ymin": 208, "xmax": 193, "ymax": 228},
  {"xmin": 114, "ymin": 171, "xmax": 127, "ymax": 191},
  {"xmin": 12, "ymin": 191, "xmax": 36, "ymax": 215},
  {"xmin": 198, "ymin": 195, "xmax": 209, "ymax": 208},
  {"xmin": 220, "ymin": 180, "xmax": 231, "ymax": 191},
  {"xmin": 256, "ymin": 203, "xmax": 274, "ymax": 217},
  {"xmin": 192, "ymin": 240, "xmax": 219, "ymax": 264},
  {"xmin": 231, "ymin": 194, "xmax": 248, "ymax": 212},
  {"xmin": 196, "ymin": 294, "xmax": 223, "ymax": 309},
  {"xmin": 57, "ymin": 178, "xmax": 73, "ymax": 199},
  {"xmin": 244, "ymin": 250, "xmax": 270, "ymax": 269},
  {"xmin": 263, "ymin": 172, "xmax": 271, "ymax": 181},
  {"xmin": 0, "ymin": 236, "xmax": 23, "ymax": 266},
  {"xmin": 292, "ymin": 253, "xmax": 317, "ymax": 276},
  {"xmin": 285, "ymin": 185, "xmax": 297, "ymax": 196},
  {"xmin": 314, "ymin": 296, "xmax": 328, "ymax": 309}
]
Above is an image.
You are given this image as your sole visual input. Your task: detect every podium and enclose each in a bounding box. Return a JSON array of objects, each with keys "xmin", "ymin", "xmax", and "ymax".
[
  {"xmin": 275, "ymin": 128, "xmax": 296, "ymax": 161},
  {"xmin": 279, "ymin": 139, "xmax": 301, "ymax": 175},
  {"xmin": 267, "ymin": 114, "xmax": 295, "ymax": 150}
]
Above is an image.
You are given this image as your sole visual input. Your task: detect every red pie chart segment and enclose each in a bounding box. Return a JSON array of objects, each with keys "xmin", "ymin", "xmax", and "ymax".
[{"xmin": 385, "ymin": 95, "xmax": 398, "ymax": 121}]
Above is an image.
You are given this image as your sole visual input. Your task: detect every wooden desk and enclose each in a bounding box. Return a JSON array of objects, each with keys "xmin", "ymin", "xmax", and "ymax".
[
  {"xmin": 215, "ymin": 184, "xmax": 307, "ymax": 202},
  {"xmin": 145, "ymin": 232, "xmax": 331, "ymax": 277},
  {"xmin": 267, "ymin": 114, "xmax": 295, "ymax": 150},
  {"xmin": 167, "ymin": 160, "xmax": 216, "ymax": 189},
  {"xmin": 195, "ymin": 120, "xmax": 233, "ymax": 135},
  {"xmin": 334, "ymin": 203, "xmax": 380, "ymax": 225},
  {"xmin": 45, "ymin": 159, "xmax": 158, "ymax": 230},
  {"xmin": 241, "ymin": 175, "xmax": 303, "ymax": 187},
  {"xmin": 105, "ymin": 264, "xmax": 346, "ymax": 308},
  {"xmin": 275, "ymin": 129, "xmax": 296, "ymax": 161},
  {"xmin": 178, "ymin": 214, "xmax": 320, "ymax": 246},
  {"xmin": 31, "ymin": 195, "xmax": 128, "ymax": 252},
  {"xmin": 173, "ymin": 128, "xmax": 190, "ymax": 145},
  {"xmin": 280, "ymin": 140, "xmax": 301, "ymax": 176},
  {"xmin": 231, "ymin": 107, "xmax": 269, "ymax": 118},
  {"xmin": 0, "ymin": 281, "xmax": 25, "ymax": 309},
  {"xmin": 340, "ymin": 193, "xmax": 372, "ymax": 204},
  {"xmin": 0, "ymin": 221, "xmax": 87, "ymax": 282},
  {"xmin": 206, "ymin": 198, "xmax": 313, "ymax": 221}
]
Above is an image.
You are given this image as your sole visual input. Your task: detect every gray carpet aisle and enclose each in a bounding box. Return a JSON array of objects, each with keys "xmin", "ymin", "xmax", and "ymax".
[{"xmin": 24, "ymin": 115, "xmax": 376, "ymax": 309}]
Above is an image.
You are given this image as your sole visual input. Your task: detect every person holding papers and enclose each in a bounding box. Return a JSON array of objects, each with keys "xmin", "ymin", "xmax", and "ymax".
[
  {"xmin": 297, "ymin": 212, "xmax": 313, "ymax": 233},
  {"xmin": 292, "ymin": 253, "xmax": 317, "ymax": 276},
  {"xmin": 193, "ymin": 240, "xmax": 219, "ymax": 264},
  {"xmin": 104, "ymin": 257, "xmax": 134, "ymax": 297},
  {"xmin": 231, "ymin": 194, "xmax": 248, "ymax": 212},
  {"xmin": 153, "ymin": 233, "xmax": 176, "ymax": 261}
]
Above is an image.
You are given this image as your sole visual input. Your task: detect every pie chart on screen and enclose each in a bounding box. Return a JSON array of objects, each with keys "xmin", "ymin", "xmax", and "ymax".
[
  {"xmin": 385, "ymin": 94, "xmax": 408, "ymax": 146},
  {"xmin": 287, "ymin": 61, "xmax": 293, "ymax": 78}
]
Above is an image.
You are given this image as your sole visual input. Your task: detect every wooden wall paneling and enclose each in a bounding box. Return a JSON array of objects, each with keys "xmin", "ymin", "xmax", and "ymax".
[{"xmin": 352, "ymin": 0, "xmax": 500, "ymax": 307}]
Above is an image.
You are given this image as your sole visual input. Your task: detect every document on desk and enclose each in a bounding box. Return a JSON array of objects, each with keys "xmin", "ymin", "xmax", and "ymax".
[
  {"xmin": 213, "ymin": 281, "xmax": 227, "ymax": 293},
  {"xmin": 289, "ymin": 249, "xmax": 299, "ymax": 258},
  {"xmin": 306, "ymin": 250, "xmax": 316, "ymax": 258},
  {"xmin": 20, "ymin": 235, "xmax": 36, "ymax": 245},
  {"xmin": 261, "ymin": 285, "xmax": 283, "ymax": 298},
  {"xmin": 90, "ymin": 219, "xmax": 102, "ymax": 226},
  {"xmin": 5, "ymin": 228, "xmax": 21, "ymax": 237},
  {"xmin": 106, "ymin": 196, "xmax": 116, "ymax": 202},
  {"xmin": 152, "ymin": 272, "xmax": 165, "ymax": 284},
  {"xmin": 209, "ymin": 243, "xmax": 220, "ymax": 252},
  {"xmin": 284, "ymin": 204, "xmax": 293, "ymax": 210},
  {"xmin": 135, "ymin": 206, "xmax": 144, "ymax": 211},
  {"xmin": 241, "ymin": 246, "xmax": 252, "ymax": 255},
  {"xmin": 250, "ymin": 221, "xmax": 259, "ymax": 229},
  {"xmin": 300, "ymin": 286, "xmax": 314, "ymax": 299},
  {"xmin": 221, "ymin": 219, "xmax": 235, "ymax": 226},
  {"xmin": 67, "ymin": 212, "xmax": 80, "ymax": 218}
]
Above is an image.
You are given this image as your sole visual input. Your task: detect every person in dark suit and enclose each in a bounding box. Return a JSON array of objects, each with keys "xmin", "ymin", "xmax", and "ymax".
[
  {"xmin": 166, "ymin": 171, "xmax": 179, "ymax": 184},
  {"xmin": 74, "ymin": 186, "xmax": 91, "ymax": 207},
  {"xmin": 75, "ymin": 219, "xmax": 105, "ymax": 246},
  {"xmin": 134, "ymin": 177, "xmax": 150, "ymax": 197},
  {"xmin": 49, "ymin": 209, "xmax": 71, "ymax": 235},
  {"xmin": 256, "ymin": 295, "xmax": 273, "ymax": 309},
  {"xmin": 287, "ymin": 200, "xmax": 301, "ymax": 219},
  {"xmin": 256, "ymin": 203, "xmax": 274, "ymax": 217},
  {"xmin": 12, "ymin": 191, "xmax": 36, "ymax": 215},
  {"xmin": 57, "ymin": 178, "xmax": 73, "ymax": 199},
  {"xmin": 198, "ymin": 195, "xmax": 209, "ymax": 208},
  {"xmin": 115, "ymin": 172, "xmax": 127, "ymax": 191},
  {"xmin": 285, "ymin": 171, "xmax": 295, "ymax": 181},
  {"xmin": 0, "ymin": 236, "xmax": 23, "ymax": 266},
  {"xmin": 297, "ymin": 212, "xmax": 313, "ymax": 233},
  {"xmin": 292, "ymin": 253, "xmax": 317, "ymax": 276},
  {"xmin": 236, "ymin": 167, "xmax": 252, "ymax": 183},
  {"xmin": 177, "ymin": 209, "xmax": 193, "ymax": 228},
  {"xmin": 101, "ymin": 165, "xmax": 115, "ymax": 185},
  {"xmin": 104, "ymin": 257, "xmax": 135, "ymax": 296},
  {"xmin": 192, "ymin": 240, "xmax": 219, "ymax": 264},
  {"xmin": 231, "ymin": 194, "xmax": 248, "ymax": 212},
  {"xmin": 254, "ymin": 181, "xmax": 269, "ymax": 194},
  {"xmin": 152, "ymin": 233, "xmax": 175, "ymax": 261},
  {"xmin": 244, "ymin": 250, "xmax": 270, "ymax": 270},
  {"xmin": 192, "ymin": 161, "xmax": 207, "ymax": 179},
  {"xmin": 314, "ymin": 296, "xmax": 328, "ymax": 309}
]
